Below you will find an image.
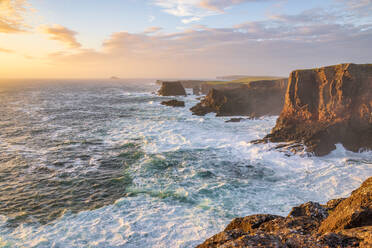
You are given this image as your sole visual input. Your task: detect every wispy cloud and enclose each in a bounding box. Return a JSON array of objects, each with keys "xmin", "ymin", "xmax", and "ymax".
[
  {"xmin": 39, "ymin": 24, "xmax": 81, "ymax": 48},
  {"xmin": 47, "ymin": 9, "xmax": 372, "ymax": 77},
  {"xmin": 336, "ymin": 0, "xmax": 372, "ymax": 17},
  {"xmin": 0, "ymin": 47, "xmax": 14, "ymax": 53},
  {"xmin": 0, "ymin": 0, "xmax": 31, "ymax": 33},
  {"xmin": 153, "ymin": 0, "xmax": 270, "ymax": 23},
  {"xmin": 144, "ymin": 26, "xmax": 163, "ymax": 34}
]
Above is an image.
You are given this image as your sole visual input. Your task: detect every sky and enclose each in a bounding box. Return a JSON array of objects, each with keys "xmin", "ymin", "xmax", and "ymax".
[{"xmin": 0, "ymin": 0, "xmax": 371, "ymax": 79}]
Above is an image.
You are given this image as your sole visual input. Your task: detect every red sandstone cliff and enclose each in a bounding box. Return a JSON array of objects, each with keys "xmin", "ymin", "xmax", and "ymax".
[{"xmin": 264, "ymin": 63, "xmax": 372, "ymax": 156}]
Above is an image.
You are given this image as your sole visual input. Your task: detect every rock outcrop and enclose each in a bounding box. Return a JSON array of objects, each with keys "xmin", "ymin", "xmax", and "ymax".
[
  {"xmin": 193, "ymin": 86, "xmax": 201, "ymax": 95},
  {"xmin": 197, "ymin": 177, "xmax": 372, "ymax": 248},
  {"xmin": 260, "ymin": 63, "xmax": 372, "ymax": 156},
  {"xmin": 160, "ymin": 99, "xmax": 185, "ymax": 107},
  {"xmin": 190, "ymin": 79, "xmax": 288, "ymax": 117},
  {"xmin": 158, "ymin": 81, "xmax": 187, "ymax": 96},
  {"xmin": 156, "ymin": 80, "xmax": 206, "ymax": 89}
]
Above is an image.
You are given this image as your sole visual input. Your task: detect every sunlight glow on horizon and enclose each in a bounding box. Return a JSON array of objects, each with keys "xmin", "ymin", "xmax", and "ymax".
[{"xmin": 0, "ymin": 0, "xmax": 371, "ymax": 79}]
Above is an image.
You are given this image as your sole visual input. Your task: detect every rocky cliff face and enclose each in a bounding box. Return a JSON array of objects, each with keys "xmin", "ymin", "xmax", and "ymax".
[
  {"xmin": 200, "ymin": 82, "xmax": 245, "ymax": 95},
  {"xmin": 158, "ymin": 81, "xmax": 187, "ymax": 96},
  {"xmin": 197, "ymin": 177, "xmax": 372, "ymax": 248},
  {"xmin": 190, "ymin": 79, "xmax": 288, "ymax": 117},
  {"xmin": 263, "ymin": 63, "xmax": 372, "ymax": 156}
]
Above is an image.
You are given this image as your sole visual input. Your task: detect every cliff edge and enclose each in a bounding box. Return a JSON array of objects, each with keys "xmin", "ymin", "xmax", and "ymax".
[
  {"xmin": 190, "ymin": 79, "xmax": 288, "ymax": 117},
  {"xmin": 262, "ymin": 63, "xmax": 372, "ymax": 156}
]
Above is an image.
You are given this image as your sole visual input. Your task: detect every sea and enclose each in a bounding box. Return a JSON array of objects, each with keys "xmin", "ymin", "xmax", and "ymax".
[{"xmin": 0, "ymin": 79, "xmax": 371, "ymax": 248}]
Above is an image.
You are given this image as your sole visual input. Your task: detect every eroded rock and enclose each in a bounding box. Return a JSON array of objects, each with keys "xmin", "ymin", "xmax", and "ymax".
[
  {"xmin": 261, "ymin": 63, "xmax": 372, "ymax": 156},
  {"xmin": 190, "ymin": 79, "xmax": 288, "ymax": 117},
  {"xmin": 160, "ymin": 99, "xmax": 185, "ymax": 107},
  {"xmin": 197, "ymin": 177, "xmax": 372, "ymax": 248},
  {"xmin": 158, "ymin": 81, "xmax": 187, "ymax": 96}
]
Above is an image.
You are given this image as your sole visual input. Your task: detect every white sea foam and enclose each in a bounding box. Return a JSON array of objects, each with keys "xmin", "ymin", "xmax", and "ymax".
[{"xmin": 0, "ymin": 88, "xmax": 371, "ymax": 248}]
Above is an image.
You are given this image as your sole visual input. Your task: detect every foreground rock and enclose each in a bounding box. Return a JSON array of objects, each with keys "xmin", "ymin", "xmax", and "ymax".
[
  {"xmin": 158, "ymin": 81, "xmax": 187, "ymax": 96},
  {"xmin": 197, "ymin": 177, "xmax": 372, "ymax": 248},
  {"xmin": 190, "ymin": 79, "xmax": 288, "ymax": 117},
  {"xmin": 161, "ymin": 99, "xmax": 185, "ymax": 107},
  {"xmin": 258, "ymin": 63, "xmax": 372, "ymax": 156}
]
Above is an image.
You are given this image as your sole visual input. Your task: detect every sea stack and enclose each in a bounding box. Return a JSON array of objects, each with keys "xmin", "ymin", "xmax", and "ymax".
[
  {"xmin": 158, "ymin": 81, "xmax": 187, "ymax": 96},
  {"xmin": 197, "ymin": 177, "xmax": 372, "ymax": 248},
  {"xmin": 262, "ymin": 63, "xmax": 372, "ymax": 156}
]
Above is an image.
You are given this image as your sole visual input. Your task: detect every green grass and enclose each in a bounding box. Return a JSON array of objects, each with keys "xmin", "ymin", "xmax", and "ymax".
[{"xmin": 206, "ymin": 76, "xmax": 284, "ymax": 85}]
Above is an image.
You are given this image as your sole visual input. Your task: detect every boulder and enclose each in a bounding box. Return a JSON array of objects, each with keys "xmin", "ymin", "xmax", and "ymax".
[
  {"xmin": 191, "ymin": 79, "xmax": 288, "ymax": 117},
  {"xmin": 197, "ymin": 177, "xmax": 372, "ymax": 248},
  {"xmin": 225, "ymin": 118, "xmax": 245, "ymax": 123},
  {"xmin": 318, "ymin": 177, "xmax": 372, "ymax": 234},
  {"xmin": 158, "ymin": 81, "xmax": 186, "ymax": 96},
  {"xmin": 261, "ymin": 63, "xmax": 372, "ymax": 156},
  {"xmin": 160, "ymin": 99, "xmax": 185, "ymax": 107}
]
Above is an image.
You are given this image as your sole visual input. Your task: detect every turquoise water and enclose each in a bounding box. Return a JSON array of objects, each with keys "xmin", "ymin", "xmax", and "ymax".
[{"xmin": 0, "ymin": 80, "xmax": 371, "ymax": 247}]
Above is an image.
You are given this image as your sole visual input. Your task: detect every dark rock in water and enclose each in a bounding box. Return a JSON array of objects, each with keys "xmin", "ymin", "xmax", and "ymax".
[
  {"xmin": 190, "ymin": 79, "xmax": 288, "ymax": 117},
  {"xmin": 259, "ymin": 63, "xmax": 372, "ymax": 156},
  {"xmin": 225, "ymin": 118, "xmax": 245, "ymax": 123},
  {"xmin": 193, "ymin": 86, "xmax": 201, "ymax": 95},
  {"xmin": 158, "ymin": 81, "xmax": 186, "ymax": 96},
  {"xmin": 197, "ymin": 177, "xmax": 372, "ymax": 248},
  {"xmin": 160, "ymin": 99, "xmax": 185, "ymax": 107}
]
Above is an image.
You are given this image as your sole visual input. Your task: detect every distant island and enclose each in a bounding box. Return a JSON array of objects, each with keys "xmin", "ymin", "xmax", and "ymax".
[{"xmin": 110, "ymin": 76, "xmax": 120, "ymax": 80}]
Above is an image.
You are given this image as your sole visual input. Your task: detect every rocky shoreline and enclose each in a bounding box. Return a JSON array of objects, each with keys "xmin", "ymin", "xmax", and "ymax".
[
  {"xmin": 197, "ymin": 177, "xmax": 372, "ymax": 248},
  {"xmin": 156, "ymin": 64, "xmax": 372, "ymax": 156}
]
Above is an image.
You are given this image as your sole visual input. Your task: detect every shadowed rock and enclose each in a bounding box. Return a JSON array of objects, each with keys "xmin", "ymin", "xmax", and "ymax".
[
  {"xmin": 161, "ymin": 99, "xmax": 185, "ymax": 107},
  {"xmin": 259, "ymin": 63, "xmax": 372, "ymax": 156},
  {"xmin": 158, "ymin": 81, "xmax": 186, "ymax": 96},
  {"xmin": 197, "ymin": 177, "xmax": 372, "ymax": 248},
  {"xmin": 191, "ymin": 79, "xmax": 288, "ymax": 117}
]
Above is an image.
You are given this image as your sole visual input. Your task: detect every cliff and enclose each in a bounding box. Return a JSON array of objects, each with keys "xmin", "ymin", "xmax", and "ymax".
[
  {"xmin": 197, "ymin": 177, "xmax": 372, "ymax": 248},
  {"xmin": 158, "ymin": 81, "xmax": 187, "ymax": 96},
  {"xmin": 190, "ymin": 79, "xmax": 288, "ymax": 117},
  {"xmin": 262, "ymin": 63, "xmax": 372, "ymax": 156},
  {"xmin": 200, "ymin": 83, "xmax": 245, "ymax": 95}
]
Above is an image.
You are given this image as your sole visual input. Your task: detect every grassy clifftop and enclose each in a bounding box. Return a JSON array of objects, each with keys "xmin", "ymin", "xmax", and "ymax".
[{"xmin": 206, "ymin": 76, "xmax": 284, "ymax": 85}]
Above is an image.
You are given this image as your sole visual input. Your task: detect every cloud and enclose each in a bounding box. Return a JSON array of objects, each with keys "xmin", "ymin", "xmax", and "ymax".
[
  {"xmin": 337, "ymin": 0, "xmax": 372, "ymax": 16},
  {"xmin": 46, "ymin": 9, "xmax": 372, "ymax": 77},
  {"xmin": 199, "ymin": 0, "xmax": 262, "ymax": 12},
  {"xmin": 153, "ymin": 0, "xmax": 270, "ymax": 23},
  {"xmin": 0, "ymin": 0, "xmax": 31, "ymax": 33},
  {"xmin": 39, "ymin": 24, "xmax": 81, "ymax": 48},
  {"xmin": 144, "ymin": 26, "xmax": 163, "ymax": 34},
  {"xmin": 0, "ymin": 47, "xmax": 14, "ymax": 53}
]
